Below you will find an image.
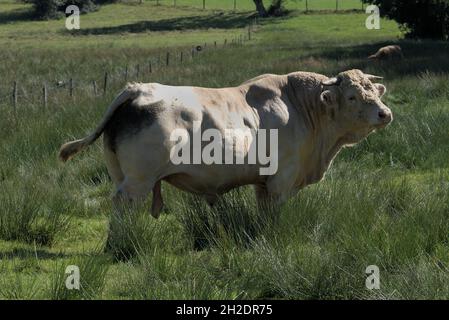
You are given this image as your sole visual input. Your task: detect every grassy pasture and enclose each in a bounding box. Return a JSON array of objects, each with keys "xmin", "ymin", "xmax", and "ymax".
[{"xmin": 1, "ymin": 1, "xmax": 449, "ymax": 300}]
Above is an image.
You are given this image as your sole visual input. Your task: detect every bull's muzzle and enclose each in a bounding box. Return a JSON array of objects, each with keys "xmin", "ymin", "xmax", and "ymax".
[{"xmin": 376, "ymin": 108, "xmax": 393, "ymax": 128}]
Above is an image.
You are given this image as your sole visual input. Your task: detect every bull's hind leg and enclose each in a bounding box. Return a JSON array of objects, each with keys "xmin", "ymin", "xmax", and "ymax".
[
  {"xmin": 112, "ymin": 176, "xmax": 155, "ymax": 207},
  {"xmin": 113, "ymin": 177, "xmax": 164, "ymax": 219},
  {"xmin": 106, "ymin": 176, "xmax": 155, "ymax": 256},
  {"xmin": 103, "ymin": 141, "xmax": 125, "ymax": 187}
]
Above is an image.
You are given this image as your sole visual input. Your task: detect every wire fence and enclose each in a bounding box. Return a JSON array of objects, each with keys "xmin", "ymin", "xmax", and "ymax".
[
  {"xmin": 138, "ymin": 0, "xmax": 366, "ymax": 12},
  {"xmin": 0, "ymin": 21, "xmax": 258, "ymax": 112}
]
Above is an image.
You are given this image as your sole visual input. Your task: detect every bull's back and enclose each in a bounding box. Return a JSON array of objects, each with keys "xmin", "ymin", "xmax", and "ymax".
[{"xmin": 105, "ymin": 83, "xmax": 266, "ymax": 193}]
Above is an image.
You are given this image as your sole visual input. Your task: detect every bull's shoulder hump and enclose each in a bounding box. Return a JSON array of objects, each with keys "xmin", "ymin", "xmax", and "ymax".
[
  {"xmin": 287, "ymin": 71, "xmax": 327, "ymax": 81},
  {"xmin": 241, "ymin": 73, "xmax": 279, "ymax": 86}
]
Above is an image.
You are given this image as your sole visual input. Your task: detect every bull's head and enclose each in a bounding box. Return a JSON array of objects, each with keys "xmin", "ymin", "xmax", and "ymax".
[{"xmin": 320, "ymin": 69, "xmax": 392, "ymax": 143}]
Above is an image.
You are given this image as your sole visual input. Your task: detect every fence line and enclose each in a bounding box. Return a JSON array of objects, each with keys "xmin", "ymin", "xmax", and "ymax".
[
  {"xmin": 142, "ymin": 0, "xmax": 365, "ymax": 12},
  {"xmin": 0, "ymin": 20, "xmax": 258, "ymax": 111}
]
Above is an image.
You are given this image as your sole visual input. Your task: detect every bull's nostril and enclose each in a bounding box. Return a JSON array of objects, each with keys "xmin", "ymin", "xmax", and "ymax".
[{"xmin": 378, "ymin": 111, "xmax": 387, "ymax": 119}]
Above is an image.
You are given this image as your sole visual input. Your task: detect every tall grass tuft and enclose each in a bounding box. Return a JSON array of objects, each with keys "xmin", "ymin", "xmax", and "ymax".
[
  {"xmin": 48, "ymin": 251, "xmax": 110, "ymax": 300},
  {"xmin": 0, "ymin": 273, "xmax": 41, "ymax": 300},
  {"xmin": 105, "ymin": 202, "xmax": 161, "ymax": 261},
  {"xmin": 113, "ymin": 248, "xmax": 239, "ymax": 300},
  {"xmin": 175, "ymin": 188, "xmax": 274, "ymax": 250},
  {"xmin": 0, "ymin": 182, "xmax": 70, "ymax": 246}
]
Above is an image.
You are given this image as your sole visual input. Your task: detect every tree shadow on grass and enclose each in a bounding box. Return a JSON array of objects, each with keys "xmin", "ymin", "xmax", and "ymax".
[
  {"xmin": 0, "ymin": 7, "xmax": 35, "ymax": 25},
  {"xmin": 303, "ymin": 40, "xmax": 449, "ymax": 78},
  {"xmin": 71, "ymin": 12, "xmax": 254, "ymax": 36},
  {"xmin": 0, "ymin": 248, "xmax": 73, "ymax": 260}
]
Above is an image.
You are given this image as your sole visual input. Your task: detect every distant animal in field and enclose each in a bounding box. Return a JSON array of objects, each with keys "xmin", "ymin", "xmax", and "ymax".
[
  {"xmin": 59, "ymin": 69, "xmax": 392, "ymax": 229},
  {"xmin": 368, "ymin": 45, "xmax": 404, "ymax": 60}
]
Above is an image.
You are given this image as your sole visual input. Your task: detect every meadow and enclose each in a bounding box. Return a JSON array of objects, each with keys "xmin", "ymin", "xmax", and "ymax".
[{"xmin": 0, "ymin": 0, "xmax": 449, "ymax": 300}]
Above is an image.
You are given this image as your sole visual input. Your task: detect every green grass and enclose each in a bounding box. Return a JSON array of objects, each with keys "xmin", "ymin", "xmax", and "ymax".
[
  {"xmin": 1, "ymin": 1, "xmax": 449, "ymax": 300},
  {"xmin": 0, "ymin": 0, "xmax": 366, "ymax": 50},
  {"xmin": 0, "ymin": 2, "xmax": 243, "ymax": 50}
]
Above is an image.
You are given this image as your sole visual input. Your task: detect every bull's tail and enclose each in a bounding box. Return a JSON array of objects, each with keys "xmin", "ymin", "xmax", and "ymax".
[
  {"xmin": 59, "ymin": 137, "xmax": 95, "ymax": 162},
  {"xmin": 59, "ymin": 83, "xmax": 142, "ymax": 162}
]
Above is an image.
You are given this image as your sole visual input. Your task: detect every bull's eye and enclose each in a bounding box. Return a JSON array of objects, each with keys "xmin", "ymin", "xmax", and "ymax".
[{"xmin": 348, "ymin": 96, "xmax": 356, "ymax": 102}]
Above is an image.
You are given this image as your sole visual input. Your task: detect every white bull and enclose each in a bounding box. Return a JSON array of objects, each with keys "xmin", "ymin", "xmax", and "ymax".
[{"xmin": 59, "ymin": 69, "xmax": 392, "ymax": 220}]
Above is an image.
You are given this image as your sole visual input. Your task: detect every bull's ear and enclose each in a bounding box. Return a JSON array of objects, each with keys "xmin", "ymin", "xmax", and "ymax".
[
  {"xmin": 374, "ymin": 83, "xmax": 386, "ymax": 97},
  {"xmin": 320, "ymin": 90, "xmax": 337, "ymax": 108},
  {"xmin": 320, "ymin": 90, "xmax": 338, "ymax": 119}
]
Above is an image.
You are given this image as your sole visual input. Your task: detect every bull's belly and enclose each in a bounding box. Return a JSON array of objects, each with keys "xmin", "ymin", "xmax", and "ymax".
[{"xmin": 163, "ymin": 164, "xmax": 264, "ymax": 195}]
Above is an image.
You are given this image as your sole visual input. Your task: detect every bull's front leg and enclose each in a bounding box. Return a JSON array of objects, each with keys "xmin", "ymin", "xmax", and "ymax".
[
  {"xmin": 204, "ymin": 194, "xmax": 219, "ymax": 207},
  {"xmin": 254, "ymin": 169, "xmax": 297, "ymax": 223},
  {"xmin": 151, "ymin": 180, "xmax": 164, "ymax": 219},
  {"xmin": 254, "ymin": 184, "xmax": 285, "ymax": 224}
]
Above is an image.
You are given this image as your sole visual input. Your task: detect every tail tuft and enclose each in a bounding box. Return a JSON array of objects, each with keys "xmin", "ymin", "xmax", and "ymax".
[
  {"xmin": 59, "ymin": 85, "xmax": 138, "ymax": 163},
  {"xmin": 59, "ymin": 139, "xmax": 86, "ymax": 162}
]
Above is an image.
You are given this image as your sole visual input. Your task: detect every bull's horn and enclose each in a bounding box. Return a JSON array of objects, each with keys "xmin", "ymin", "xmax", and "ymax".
[
  {"xmin": 365, "ymin": 74, "xmax": 383, "ymax": 81},
  {"xmin": 322, "ymin": 77, "xmax": 342, "ymax": 86}
]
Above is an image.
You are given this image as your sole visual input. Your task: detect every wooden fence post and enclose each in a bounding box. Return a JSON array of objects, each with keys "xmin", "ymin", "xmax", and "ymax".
[
  {"xmin": 180, "ymin": 51, "xmax": 183, "ymax": 64},
  {"xmin": 103, "ymin": 72, "xmax": 108, "ymax": 96},
  {"xmin": 43, "ymin": 84, "xmax": 47, "ymax": 109},
  {"xmin": 148, "ymin": 61, "xmax": 152, "ymax": 73},
  {"xmin": 166, "ymin": 52, "xmax": 170, "ymax": 66},
  {"xmin": 69, "ymin": 78, "xmax": 74, "ymax": 98},
  {"xmin": 92, "ymin": 80, "xmax": 97, "ymax": 96},
  {"xmin": 12, "ymin": 81, "xmax": 18, "ymax": 111}
]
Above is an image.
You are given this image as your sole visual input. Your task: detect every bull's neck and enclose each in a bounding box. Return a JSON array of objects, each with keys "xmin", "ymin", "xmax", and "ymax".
[
  {"xmin": 311, "ymin": 115, "xmax": 347, "ymax": 169},
  {"xmin": 304, "ymin": 110, "xmax": 348, "ymax": 185},
  {"xmin": 286, "ymin": 80, "xmax": 348, "ymax": 185}
]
